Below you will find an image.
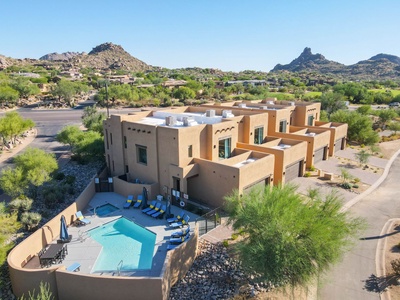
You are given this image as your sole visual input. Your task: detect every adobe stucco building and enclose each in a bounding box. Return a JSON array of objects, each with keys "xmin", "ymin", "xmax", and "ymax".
[{"xmin": 104, "ymin": 99, "xmax": 348, "ymax": 208}]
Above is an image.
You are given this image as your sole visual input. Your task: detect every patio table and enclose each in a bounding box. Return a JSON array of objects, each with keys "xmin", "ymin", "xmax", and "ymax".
[{"xmin": 39, "ymin": 244, "xmax": 65, "ymax": 267}]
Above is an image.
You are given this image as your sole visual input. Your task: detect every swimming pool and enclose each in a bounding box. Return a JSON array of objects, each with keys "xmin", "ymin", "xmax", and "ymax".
[
  {"xmin": 89, "ymin": 217, "xmax": 156, "ymax": 273},
  {"xmin": 92, "ymin": 203, "xmax": 119, "ymax": 217}
]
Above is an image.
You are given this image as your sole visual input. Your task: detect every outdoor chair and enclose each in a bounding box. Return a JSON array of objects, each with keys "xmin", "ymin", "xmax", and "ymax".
[
  {"xmin": 169, "ymin": 233, "xmax": 190, "ymax": 244},
  {"xmin": 151, "ymin": 204, "xmax": 166, "ymax": 218},
  {"xmin": 123, "ymin": 195, "xmax": 134, "ymax": 209},
  {"xmin": 75, "ymin": 211, "xmax": 91, "ymax": 226},
  {"xmin": 171, "ymin": 225, "xmax": 190, "ymax": 238},
  {"xmin": 170, "ymin": 215, "xmax": 190, "ymax": 229},
  {"xmin": 141, "ymin": 200, "xmax": 156, "ymax": 214},
  {"xmin": 133, "ymin": 195, "xmax": 143, "ymax": 208},
  {"xmin": 146, "ymin": 202, "xmax": 162, "ymax": 216},
  {"xmin": 167, "ymin": 211, "xmax": 185, "ymax": 223}
]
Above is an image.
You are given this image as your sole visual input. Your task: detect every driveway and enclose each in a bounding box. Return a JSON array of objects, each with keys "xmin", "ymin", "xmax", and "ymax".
[{"xmin": 319, "ymin": 156, "xmax": 400, "ymax": 300}]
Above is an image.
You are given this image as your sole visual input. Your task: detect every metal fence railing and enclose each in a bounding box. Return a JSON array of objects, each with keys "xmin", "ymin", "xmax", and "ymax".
[{"xmin": 195, "ymin": 207, "xmax": 225, "ymax": 236}]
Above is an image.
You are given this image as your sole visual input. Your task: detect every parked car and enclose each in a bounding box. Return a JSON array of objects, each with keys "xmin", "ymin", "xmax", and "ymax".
[{"xmin": 388, "ymin": 102, "xmax": 400, "ymax": 107}]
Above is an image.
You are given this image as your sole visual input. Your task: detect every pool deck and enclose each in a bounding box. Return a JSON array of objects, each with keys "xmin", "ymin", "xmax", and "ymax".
[{"xmin": 24, "ymin": 192, "xmax": 198, "ymax": 277}]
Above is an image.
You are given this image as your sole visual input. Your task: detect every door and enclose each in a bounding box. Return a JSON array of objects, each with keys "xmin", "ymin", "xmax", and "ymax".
[
  {"xmin": 285, "ymin": 160, "xmax": 302, "ymax": 182},
  {"xmin": 314, "ymin": 147, "xmax": 325, "ymax": 163}
]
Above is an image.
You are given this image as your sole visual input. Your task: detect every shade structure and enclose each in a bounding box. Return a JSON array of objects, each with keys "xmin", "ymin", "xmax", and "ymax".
[
  {"xmin": 59, "ymin": 215, "xmax": 69, "ymax": 242},
  {"xmin": 142, "ymin": 187, "xmax": 148, "ymax": 208}
]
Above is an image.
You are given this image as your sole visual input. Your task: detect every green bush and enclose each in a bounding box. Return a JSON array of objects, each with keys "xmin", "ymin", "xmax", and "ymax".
[
  {"xmin": 309, "ymin": 165, "xmax": 316, "ymax": 172},
  {"xmin": 19, "ymin": 281, "xmax": 54, "ymax": 300},
  {"xmin": 353, "ymin": 184, "xmax": 359, "ymax": 189},
  {"xmin": 65, "ymin": 175, "xmax": 76, "ymax": 185},
  {"xmin": 231, "ymin": 233, "xmax": 238, "ymax": 240},
  {"xmin": 222, "ymin": 240, "xmax": 229, "ymax": 247},
  {"xmin": 20, "ymin": 212, "xmax": 41, "ymax": 231},
  {"xmin": 304, "ymin": 172, "xmax": 311, "ymax": 178},
  {"xmin": 54, "ymin": 172, "xmax": 65, "ymax": 181},
  {"xmin": 8, "ymin": 196, "xmax": 33, "ymax": 219},
  {"xmin": 340, "ymin": 182, "xmax": 352, "ymax": 189}
]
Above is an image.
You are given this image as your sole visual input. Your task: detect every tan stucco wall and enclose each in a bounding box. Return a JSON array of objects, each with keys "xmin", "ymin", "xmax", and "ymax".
[
  {"xmin": 8, "ymin": 181, "xmax": 198, "ymax": 300},
  {"xmin": 113, "ymin": 177, "xmax": 159, "ymax": 201}
]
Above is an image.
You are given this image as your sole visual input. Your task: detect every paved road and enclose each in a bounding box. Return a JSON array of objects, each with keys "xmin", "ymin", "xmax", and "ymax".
[{"xmin": 320, "ymin": 156, "xmax": 400, "ymax": 299}]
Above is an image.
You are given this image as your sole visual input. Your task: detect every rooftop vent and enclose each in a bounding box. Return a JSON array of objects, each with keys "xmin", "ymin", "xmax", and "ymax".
[
  {"xmin": 222, "ymin": 110, "xmax": 234, "ymax": 118},
  {"xmin": 260, "ymin": 106, "xmax": 269, "ymax": 110},
  {"xmin": 165, "ymin": 116, "xmax": 176, "ymax": 126},
  {"xmin": 238, "ymin": 103, "xmax": 247, "ymax": 108},
  {"xmin": 289, "ymin": 101, "xmax": 295, "ymax": 106},
  {"xmin": 183, "ymin": 117, "xmax": 197, "ymax": 126},
  {"xmin": 266, "ymin": 101, "xmax": 274, "ymax": 105},
  {"xmin": 206, "ymin": 110, "xmax": 216, "ymax": 117}
]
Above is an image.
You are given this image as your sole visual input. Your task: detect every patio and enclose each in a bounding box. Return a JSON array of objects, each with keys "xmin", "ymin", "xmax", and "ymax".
[{"xmin": 23, "ymin": 192, "xmax": 198, "ymax": 277}]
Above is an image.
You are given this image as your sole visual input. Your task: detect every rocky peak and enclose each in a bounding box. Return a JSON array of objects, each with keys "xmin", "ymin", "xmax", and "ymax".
[
  {"xmin": 368, "ymin": 53, "xmax": 400, "ymax": 65},
  {"xmin": 39, "ymin": 52, "xmax": 82, "ymax": 61},
  {"xmin": 89, "ymin": 42, "xmax": 125, "ymax": 55}
]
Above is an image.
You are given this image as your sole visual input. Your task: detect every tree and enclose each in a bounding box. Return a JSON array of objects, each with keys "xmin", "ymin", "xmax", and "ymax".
[
  {"xmin": 173, "ymin": 86, "xmax": 196, "ymax": 101},
  {"xmin": 356, "ymin": 105, "xmax": 372, "ymax": 116},
  {"xmin": 318, "ymin": 92, "xmax": 347, "ymax": 115},
  {"xmin": 50, "ymin": 80, "xmax": 87, "ymax": 106},
  {"xmin": 0, "ymin": 111, "xmax": 35, "ymax": 145},
  {"xmin": 0, "ymin": 85, "xmax": 19, "ymax": 106},
  {"xmin": 82, "ymin": 105, "xmax": 106, "ymax": 134},
  {"xmin": 225, "ymin": 184, "xmax": 364, "ymax": 287},
  {"xmin": 376, "ymin": 109, "xmax": 397, "ymax": 129},
  {"xmin": 10, "ymin": 77, "xmax": 40, "ymax": 100},
  {"xmin": 330, "ymin": 110, "xmax": 379, "ymax": 145},
  {"xmin": 388, "ymin": 121, "xmax": 400, "ymax": 135}
]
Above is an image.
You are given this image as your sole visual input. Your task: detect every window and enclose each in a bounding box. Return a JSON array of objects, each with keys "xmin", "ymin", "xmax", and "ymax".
[
  {"xmin": 218, "ymin": 137, "xmax": 231, "ymax": 159},
  {"xmin": 308, "ymin": 115, "xmax": 314, "ymax": 126},
  {"xmin": 136, "ymin": 145, "xmax": 147, "ymax": 165},
  {"xmin": 124, "ymin": 136, "xmax": 127, "ymax": 149},
  {"xmin": 188, "ymin": 145, "xmax": 193, "ymax": 157},
  {"xmin": 279, "ymin": 120, "xmax": 287, "ymax": 133},
  {"xmin": 254, "ymin": 126, "xmax": 264, "ymax": 144},
  {"xmin": 105, "ymin": 130, "xmax": 109, "ymax": 149},
  {"xmin": 110, "ymin": 133, "xmax": 113, "ymax": 145}
]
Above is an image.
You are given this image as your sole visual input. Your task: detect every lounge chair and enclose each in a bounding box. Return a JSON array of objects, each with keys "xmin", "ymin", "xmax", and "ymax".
[
  {"xmin": 151, "ymin": 204, "xmax": 166, "ymax": 218},
  {"xmin": 146, "ymin": 202, "xmax": 162, "ymax": 216},
  {"xmin": 133, "ymin": 195, "xmax": 143, "ymax": 208},
  {"xmin": 169, "ymin": 233, "xmax": 190, "ymax": 244},
  {"xmin": 167, "ymin": 211, "xmax": 185, "ymax": 223},
  {"xmin": 171, "ymin": 225, "xmax": 190, "ymax": 238},
  {"xmin": 123, "ymin": 195, "xmax": 134, "ymax": 209},
  {"xmin": 170, "ymin": 215, "xmax": 190, "ymax": 229},
  {"xmin": 141, "ymin": 200, "xmax": 156, "ymax": 214},
  {"xmin": 75, "ymin": 211, "xmax": 91, "ymax": 226}
]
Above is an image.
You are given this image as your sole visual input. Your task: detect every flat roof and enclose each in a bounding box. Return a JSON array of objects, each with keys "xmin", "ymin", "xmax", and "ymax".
[{"xmin": 137, "ymin": 111, "xmax": 228, "ymax": 127}]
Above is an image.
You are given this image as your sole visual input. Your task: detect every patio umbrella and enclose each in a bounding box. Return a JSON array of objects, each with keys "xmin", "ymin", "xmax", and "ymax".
[
  {"xmin": 142, "ymin": 187, "xmax": 148, "ymax": 208},
  {"xmin": 166, "ymin": 196, "xmax": 171, "ymax": 219},
  {"xmin": 59, "ymin": 215, "xmax": 69, "ymax": 242}
]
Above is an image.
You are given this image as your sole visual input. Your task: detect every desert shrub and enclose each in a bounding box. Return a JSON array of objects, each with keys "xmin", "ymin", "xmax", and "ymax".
[
  {"xmin": 54, "ymin": 172, "xmax": 65, "ymax": 181},
  {"xmin": 353, "ymin": 184, "xmax": 359, "ymax": 189},
  {"xmin": 309, "ymin": 165, "xmax": 316, "ymax": 171},
  {"xmin": 65, "ymin": 175, "xmax": 76, "ymax": 185},
  {"xmin": 20, "ymin": 212, "xmax": 41, "ymax": 231},
  {"xmin": 42, "ymin": 185, "xmax": 65, "ymax": 208},
  {"xmin": 352, "ymin": 177, "xmax": 361, "ymax": 183},
  {"xmin": 222, "ymin": 240, "xmax": 229, "ymax": 247},
  {"xmin": 304, "ymin": 172, "xmax": 311, "ymax": 178},
  {"xmin": 231, "ymin": 233, "xmax": 239, "ymax": 240},
  {"xmin": 19, "ymin": 281, "xmax": 54, "ymax": 300},
  {"xmin": 8, "ymin": 196, "xmax": 33, "ymax": 219},
  {"xmin": 391, "ymin": 259, "xmax": 400, "ymax": 276},
  {"xmin": 340, "ymin": 182, "xmax": 352, "ymax": 189}
]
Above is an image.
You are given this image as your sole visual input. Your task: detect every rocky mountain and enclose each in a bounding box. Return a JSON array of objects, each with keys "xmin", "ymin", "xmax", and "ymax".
[
  {"xmin": 70, "ymin": 42, "xmax": 150, "ymax": 71},
  {"xmin": 272, "ymin": 47, "xmax": 400, "ymax": 79},
  {"xmin": 272, "ymin": 47, "xmax": 345, "ymax": 73},
  {"xmin": 0, "ymin": 55, "xmax": 12, "ymax": 70},
  {"xmin": 39, "ymin": 52, "xmax": 82, "ymax": 61}
]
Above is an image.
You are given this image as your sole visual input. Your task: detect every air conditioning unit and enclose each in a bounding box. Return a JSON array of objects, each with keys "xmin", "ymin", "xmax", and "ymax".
[
  {"xmin": 182, "ymin": 117, "xmax": 195, "ymax": 126},
  {"xmin": 222, "ymin": 110, "xmax": 234, "ymax": 118},
  {"xmin": 238, "ymin": 103, "xmax": 246, "ymax": 108},
  {"xmin": 260, "ymin": 106, "xmax": 269, "ymax": 110},
  {"xmin": 266, "ymin": 101, "xmax": 274, "ymax": 105},
  {"xmin": 289, "ymin": 101, "xmax": 295, "ymax": 106},
  {"xmin": 206, "ymin": 110, "xmax": 215, "ymax": 117},
  {"xmin": 165, "ymin": 116, "xmax": 176, "ymax": 126}
]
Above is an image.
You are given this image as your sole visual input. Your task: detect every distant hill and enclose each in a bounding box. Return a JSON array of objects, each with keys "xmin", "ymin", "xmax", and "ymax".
[
  {"xmin": 39, "ymin": 52, "xmax": 82, "ymax": 61},
  {"xmin": 0, "ymin": 55, "xmax": 12, "ymax": 70},
  {"xmin": 70, "ymin": 42, "xmax": 150, "ymax": 71},
  {"xmin": 272, "ymin": 47, "xmax": 400, "ymax": 79}
]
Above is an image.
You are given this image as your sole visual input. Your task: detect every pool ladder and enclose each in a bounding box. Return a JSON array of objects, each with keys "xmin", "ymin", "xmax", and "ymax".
[
  {"xmin": 78, "ymin": 230, "xmax": 89, "ymax": 242},
  {"xmin": 117, "ymin": 260, "xmax": 123, "ymax": 276}
]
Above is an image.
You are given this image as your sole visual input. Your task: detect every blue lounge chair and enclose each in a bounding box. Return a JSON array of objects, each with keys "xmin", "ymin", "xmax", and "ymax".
[
  {"xmin": 170, "ymin": 215, "xmax": 190, "ymax": 229},
  {"xmin": 123, "ymin": 195, "xmax": 134, "ymax": 209},
  {"xmin": 75, "ymin": 211, "xmax": 91, "ymax": 226},
  {"xmin": 146, "ymin": 202, "xmax": 162, "ymax": 216},
  {"xmin": 169, "ymin": 233, "xmax": 190, "ymax": 244},
  {"xmin": 133, "ymin": 195, "xmax": 143, "ymax": 209},
  {"xmin": 167, "ymin": 211, "xmax": 185, "ymax": 223},
  {"xmin": 142, "ymin": 200, "xmax": 156, "ymax": 214},
  {"xmin": 171, "ymin": 225, "xmax": 190, "ymax": 238},
  {"xmin": 151, "ymin": 204, "xmax": 166, "ymax": 218}
]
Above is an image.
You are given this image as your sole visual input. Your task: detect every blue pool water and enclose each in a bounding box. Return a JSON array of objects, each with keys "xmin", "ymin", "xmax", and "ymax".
[
  {"xmin": 92, "ymin": 203, "xmax": 119, "ymax": 216},
  {"xmin": 89, "ymin": 217, "xmax": 156, "ymax": 273}
]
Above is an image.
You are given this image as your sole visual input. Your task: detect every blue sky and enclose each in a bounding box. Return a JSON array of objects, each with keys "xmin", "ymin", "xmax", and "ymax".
[{"xmin": 2, "ymin": 0, "xmax": 400, "ymax": 72}]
